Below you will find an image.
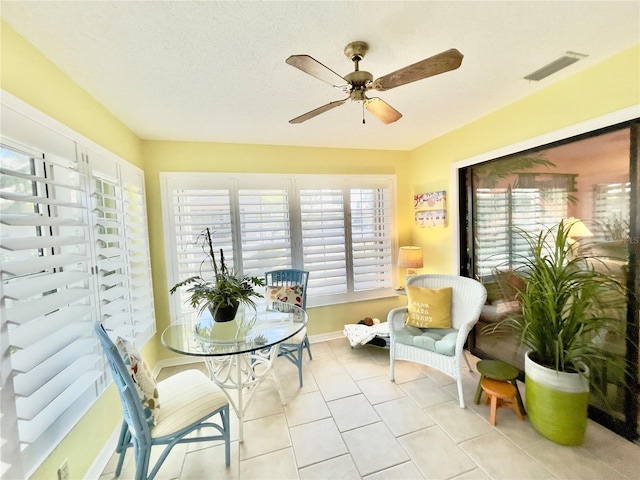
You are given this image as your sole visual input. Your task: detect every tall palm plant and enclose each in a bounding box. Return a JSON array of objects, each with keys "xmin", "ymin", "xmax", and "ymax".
[{"xmin": 491, "ymin": 220, "xmax": 627, "ymax": 379}]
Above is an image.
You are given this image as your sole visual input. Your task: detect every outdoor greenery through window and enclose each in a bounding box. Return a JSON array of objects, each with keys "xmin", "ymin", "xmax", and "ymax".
[{"xmin": 161, "ymin": 173, "xmax": 396, "ymax": 322}]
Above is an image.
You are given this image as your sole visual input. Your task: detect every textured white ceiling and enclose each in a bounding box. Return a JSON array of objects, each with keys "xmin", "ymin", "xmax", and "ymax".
[{"xmin": 2, "ymin": 1, "xmax": 639, "ymax": 151}]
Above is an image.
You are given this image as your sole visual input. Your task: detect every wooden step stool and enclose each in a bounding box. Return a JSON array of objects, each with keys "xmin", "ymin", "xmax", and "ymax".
[
  {"xmin": 474, "ymin": 359, "xmax": 525, "ymax": 414},
  {"xmin": 481, "ymin": 377, "xmax": 524, "ymax": 426}
]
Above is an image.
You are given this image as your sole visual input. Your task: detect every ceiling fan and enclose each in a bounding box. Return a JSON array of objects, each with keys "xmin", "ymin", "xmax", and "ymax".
[{"xmin": 286, "ymin": 41, "xmax": 463, "ymax": 125}]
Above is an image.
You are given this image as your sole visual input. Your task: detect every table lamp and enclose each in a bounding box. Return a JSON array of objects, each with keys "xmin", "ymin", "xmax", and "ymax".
[
  {"xmin": 565, "ymin": 217, "xmax": 593, "ymax": 239},
  {"xmin": 398, "ymin": 246, "xmax": 423, "ymax": 286},
  {"xmin": 565, "ymin": 217, "xmax": 593, "ymax": 256}
]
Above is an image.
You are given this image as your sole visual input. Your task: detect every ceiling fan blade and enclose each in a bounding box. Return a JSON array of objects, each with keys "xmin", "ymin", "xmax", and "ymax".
[
  {"xmin": 371, "ymin": 48, "xmax": 463, "ymax": 91},
  {"xmin": 364, "ymin": 98, "xmax": 402, "ymax": 124},
  {"xmin": 289, "ymin": 99, "xmax": 347, "ymax": 124},
  {"xmin": 286, "ymin": 55, "xmax": 348, "ymax": 87}
]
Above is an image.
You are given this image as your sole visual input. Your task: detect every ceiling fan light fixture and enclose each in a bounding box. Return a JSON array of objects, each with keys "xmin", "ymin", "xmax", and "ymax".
[
  {"xmin": 351, "ymin": 90, "xmax": 367, "ymax": 102},
  {"xmin": 524, "ymin": 51, "xmax": 588, "ymax": 81}
]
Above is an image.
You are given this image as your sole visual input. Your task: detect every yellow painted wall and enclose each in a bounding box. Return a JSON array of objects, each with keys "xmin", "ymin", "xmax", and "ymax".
[
  {"xmin": 2, "ymin": 17, "xmax": 638, "ymax": 480},
  {"xmin": 408, "ymin": 44, "xmax": 640, "ymax": 274},
  {"xmin": 0, "ymin": 21, "xmax": 142, "ymax": 166}
]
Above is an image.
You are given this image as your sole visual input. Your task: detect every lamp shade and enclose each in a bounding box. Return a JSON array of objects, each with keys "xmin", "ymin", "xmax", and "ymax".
[
  {"xmin": 398, "ymin": 246, "xmax": 424, "ymax": 269},
  {"xmin": 565, "ymin": 217, "xmax": 593, "ymax": 238}
]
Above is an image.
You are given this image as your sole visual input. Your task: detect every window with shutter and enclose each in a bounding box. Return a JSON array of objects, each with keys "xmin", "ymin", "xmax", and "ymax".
[
  {"xmin": 162, "ymin": 173, "xmax": 396, "ymax": 318},
  {"xmin": 299, "ymin": 188, "xmax": 348, "ymax": 297},
  {"xmin": 1, "ymin": 98, "xmax": 155, "ymax": 478},
  {"xmin": 593, "ymin": 182, "xmax": 630, "ymax": 241},
  {"xmin": 163, "ymin": 180, "xmax": 234, "ymax": 322},
  {"xmin": 89, "ymin": 152, "xmax": 156, "ymax": 347},
  {"xmin": 473, "ymin": 186, "xmax": 568, "ymax": 280},
  {"xmin": 350, "ymin": 187, "xmax": 394, "ymax": 292},
  {"xmin": 91, "ymin": 152, "xmax": 133, "ymax": 341},
  {"xmin": 238, "ymin": 188, "xmax": 292, "ymax": 277},
  {"xmin": 1, "ymin": 141, "xmax": 100, "ymax": 476},
  {"xmin": 121, "ymin": 164, "xmax": 156, "ymax": 345}
]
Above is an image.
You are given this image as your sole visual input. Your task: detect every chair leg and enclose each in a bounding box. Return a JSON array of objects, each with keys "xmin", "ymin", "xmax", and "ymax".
[
  {"xmin": 389, "ymin": 355, "xmax": 395, "ymax": 382},
  {"xmin": 296, "ymin": 343, "xmax": 304, "ymax": 388},
  {"xmin": 133, "ymin": 438, "xmax": 151, "ymax": 480},
  {"xmin": 456, "ymin": 378, "xmax": 466, "ymax": 409},
  {"xmin": 115, "ymin": 420, "xmax": 130, "ymax": 476},
  {"xmin": 279, "ymin": 342, "xmax": 305, "ymax": 388},
  {"xmin": 222, "ymin": 406, "xmax": 231, "ymax": 467},
  {"xmin": 303, "ymin": 335, "xmax": 313, "ymax": 360}
]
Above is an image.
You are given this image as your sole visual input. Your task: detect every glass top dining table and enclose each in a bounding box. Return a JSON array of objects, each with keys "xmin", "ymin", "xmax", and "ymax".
[
  {"xmin": 161, "ymin": 302, "xmax": 308, "ymax": 357},
  {"xmin": 161, "ymin": 302, "xmax": 308, "ymax": 442}
]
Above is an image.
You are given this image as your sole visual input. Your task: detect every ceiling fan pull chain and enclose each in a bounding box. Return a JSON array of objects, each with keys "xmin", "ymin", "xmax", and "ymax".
[{"xmin": 362, "ymin": 102, "xmax": 366, "ymax": 124}]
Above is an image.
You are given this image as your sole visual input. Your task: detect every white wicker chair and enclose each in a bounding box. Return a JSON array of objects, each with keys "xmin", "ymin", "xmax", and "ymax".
[{"xmin": 388, "ymin": 274, "xmax": 487, "ymax": 408}]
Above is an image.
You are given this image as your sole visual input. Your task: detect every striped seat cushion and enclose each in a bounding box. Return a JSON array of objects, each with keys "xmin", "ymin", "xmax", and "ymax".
[{"xmin": 152, "ymin": 369, "xmax": 228, "ymax": 437}]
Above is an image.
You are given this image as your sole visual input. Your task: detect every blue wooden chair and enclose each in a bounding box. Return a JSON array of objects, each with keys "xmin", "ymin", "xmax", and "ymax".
[
  {"xmin": 95, "ymin": 323, "xmax": 230, "ymax": 480},
  {"xmin": 264, "ymin": 269, "xmax": 311, "ymax": 387}
]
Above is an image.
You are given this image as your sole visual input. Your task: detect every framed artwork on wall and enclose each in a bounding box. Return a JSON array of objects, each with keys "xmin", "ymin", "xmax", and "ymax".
[
  {"xmin": 415, "ymin": 190, "xmax": 447, "ymax": 227},
  {"xmin": 415, "ymin": 209, "xmax": 447, "ymax": 227},
  {"xmin": 414, "ymin": 190, "xmax": 446, "ymax": 210}
]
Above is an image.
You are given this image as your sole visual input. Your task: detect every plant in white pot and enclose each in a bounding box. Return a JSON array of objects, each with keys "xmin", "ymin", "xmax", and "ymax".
[
  {"xmin": 487, "ymin": 220, "xmax": 627, "ymax": 445},
  {"xmin": 169, "ymin": 228, "xmax": 265, "ymax": 322}
]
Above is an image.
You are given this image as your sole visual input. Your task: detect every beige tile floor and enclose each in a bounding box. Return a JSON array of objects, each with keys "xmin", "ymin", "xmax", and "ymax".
[{"xmin": 100, "ymin": 338, "xmax": 640, "ymax": 480}]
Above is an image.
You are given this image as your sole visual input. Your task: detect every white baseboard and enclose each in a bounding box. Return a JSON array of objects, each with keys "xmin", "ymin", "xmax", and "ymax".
[{"xmin": 308, "ymin": 330, "xmax": 345, "ymax": 344}]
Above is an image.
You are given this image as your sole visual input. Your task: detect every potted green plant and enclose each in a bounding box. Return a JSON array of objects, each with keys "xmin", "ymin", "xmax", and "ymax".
[
  {"xmin": 169, "ymin": 228, "xmax": 265, "ymax": 322},
  {"xmin": 487, "ymin": 220, "xmax": 627, "ymax": 445}
]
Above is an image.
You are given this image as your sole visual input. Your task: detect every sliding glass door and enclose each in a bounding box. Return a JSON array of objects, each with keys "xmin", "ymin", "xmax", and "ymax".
[{"xmin": 461, "ymin": 121, "xmax": 639, "ymax": 441}]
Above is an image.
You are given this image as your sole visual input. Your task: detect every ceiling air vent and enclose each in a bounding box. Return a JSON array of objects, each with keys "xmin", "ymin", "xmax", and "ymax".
[{"xmin": 524, "ymin": 51, "xmax": 588, "ymax": 81}]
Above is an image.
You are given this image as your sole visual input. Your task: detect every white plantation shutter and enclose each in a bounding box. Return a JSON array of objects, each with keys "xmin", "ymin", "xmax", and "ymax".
[
  {"xmin": 238, "ymin": 188, "xmax": 292, "ymax": 277},
  {"xmin": 162, "ymin": 173, "xmax": 396, "ymax": 316},
  {"xmin": 88, "ymin": 152, "xmax": 156, "ymax": 347},
  {"xmin": 474, "ymin": 186, "xmax": 568, "ymax": 280},
  {"xmin": 299, "ymin": 188, "xmax": 347, "ymax": 297},
  {"xmin": 1, "ymin": 98, "xmax": 155, "ymax": 478},
  {"xmin": 475, "ymin": 188, "xmax": 510, "ymax": 278},
  {"xmin": 594, "ymin": 182, "xmax": 631, "ymax": 240},
  {"xmin": 90, "ymin": 152, "xmax": 133, "ymax": 341},
  {"xmin": 164, "ymin": 179, "xmax": 233, "ymax": 322},
  {"xmin": 121, "ymin": 164, "xmax": 155, "ymax": 345},
  {"xmin": 0, "ymin": 138, "xmax": 100, "ymax": 476},
  {"xmin": 350, "ymin": 188, "xmax": 393, "ymax": 292}
]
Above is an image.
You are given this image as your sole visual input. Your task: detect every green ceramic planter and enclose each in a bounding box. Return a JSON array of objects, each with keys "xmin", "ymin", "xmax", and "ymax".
[{"xmin": 525, "ymin": 351, "xmax": 590, "ymax": 446}]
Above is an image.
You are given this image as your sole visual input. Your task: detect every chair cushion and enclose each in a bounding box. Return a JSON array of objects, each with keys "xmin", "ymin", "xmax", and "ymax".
[
  {"xmin": 406, "ymin": 285, "xmax": 452, "ymax": 328},
  {"xmin": 267, "ymin": 284, "xmax": 304, "ymax": 308},
  {"xmin": 152, "ymin": 369, "xmax": 228, "ymax": 437},
  {"xmin": 395, "ymin": 324, "xmax": 459, "ymax": 355},
  {"xmin": 116, "ymin": 337, "xmax": 160, "ymax": 426}
]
